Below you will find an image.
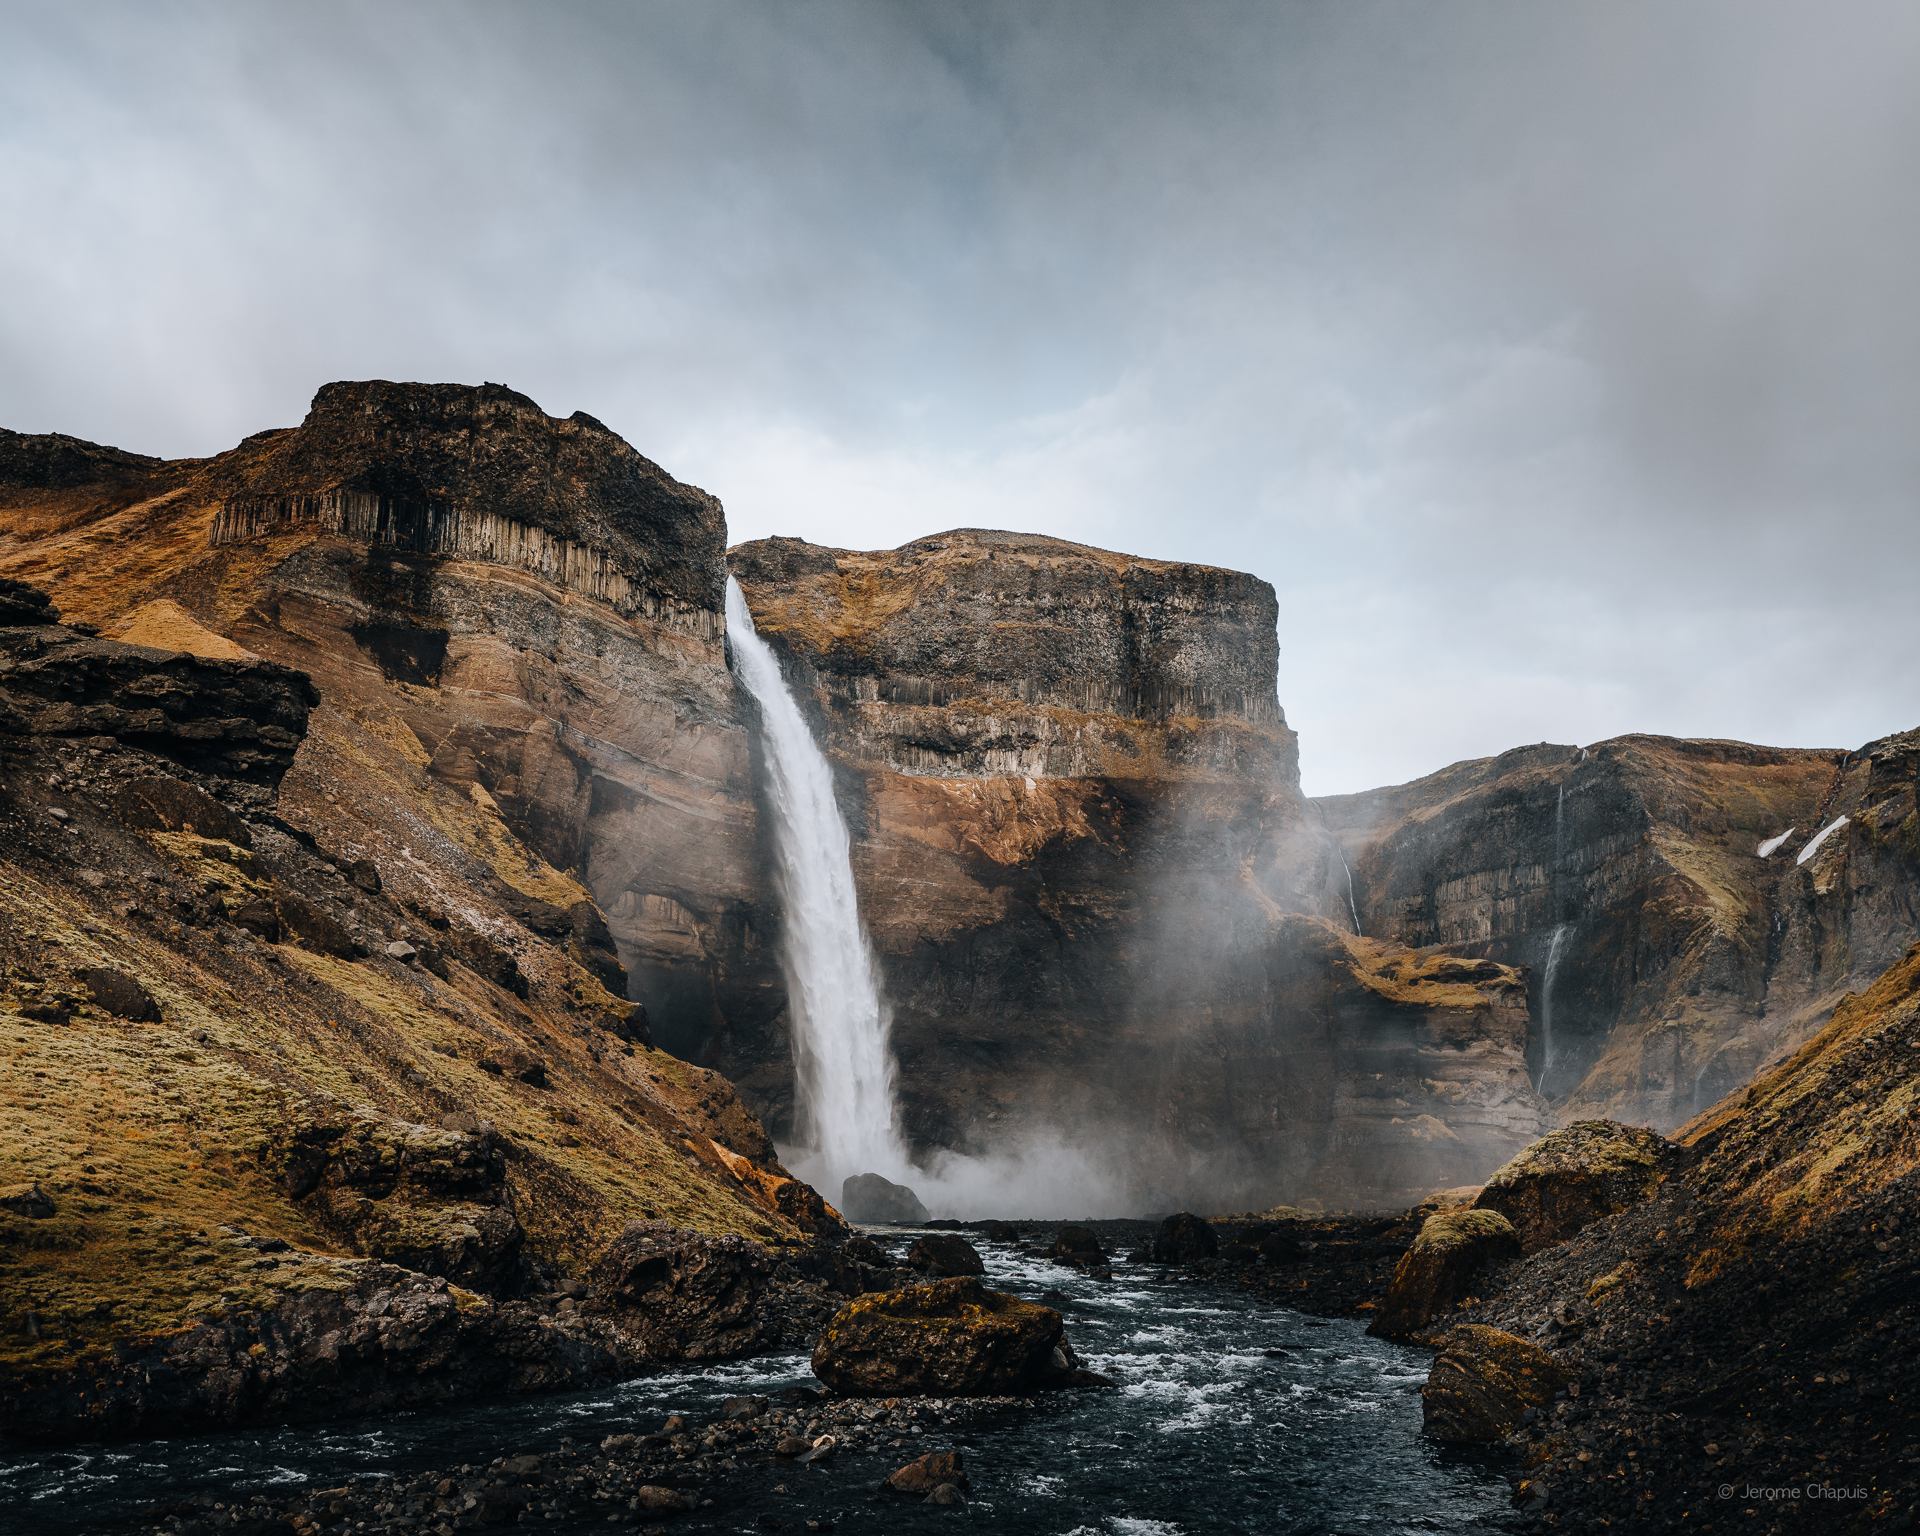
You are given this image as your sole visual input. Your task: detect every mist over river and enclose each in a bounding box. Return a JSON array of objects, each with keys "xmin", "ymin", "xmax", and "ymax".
[{"xmin": 4, "ymin": 1224, "xmax": 1519, "ymax": 1536}]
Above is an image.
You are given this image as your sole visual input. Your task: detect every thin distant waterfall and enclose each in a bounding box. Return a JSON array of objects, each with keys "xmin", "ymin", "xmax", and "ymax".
[
  {"xmin": 723, "ymin": 577, "xmax": 910, "ymax": 1195},
  {"xmin": 1540, "ymin": 780, "xmax": 1570, "ymax": 1080},
  {"xmin": 1338, "ymin": 852, "xmax": 1363, "ymax": 936}
]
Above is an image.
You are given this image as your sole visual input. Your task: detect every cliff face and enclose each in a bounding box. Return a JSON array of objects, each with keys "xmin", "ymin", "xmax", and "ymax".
[
  {"xmin": 1317, "ymin": 732, "xmax": 1920, "ymax": 1127},
  {"xmin": 0, "ymin": 386, "xmax": 1549, "ymax": 1255},
  {"xmin": 729, "ymin": 532, "xmax": 1546, "ymax": 1208}
]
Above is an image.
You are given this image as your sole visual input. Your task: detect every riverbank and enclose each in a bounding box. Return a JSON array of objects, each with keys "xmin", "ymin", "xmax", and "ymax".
[{"xmin": 4, "ymin": 1224, "xmax": 1516, "ymax": 1536}]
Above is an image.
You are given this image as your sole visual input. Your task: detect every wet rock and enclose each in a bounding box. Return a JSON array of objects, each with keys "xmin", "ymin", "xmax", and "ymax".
[
  {"xmin": 906, "ymin": 1234, "xmax": 985, "ymax": 1278},
  {"xmin": 840, "ymin": 1172, "xmax": 929, "ymax": 1224},
  {"xmin": 1472, "ymin": 1120, "xmax": 1675, "ymax": 1253},
  {"xmin": 1150, "ymin": 1211, "xmax": 1219, "ymax": 1263},
  {"xmin": 774, "ymin": 1434, "xmax": 814, "ymax": 1457},
  {"xmin": 926, "ymin": 1481, "xmax": 966, "ymax": 1506},
  {"xmin": 1369, "ymin": 1209, "xmax": 1520, "ymax": 1340},
  {"xmin": 0, "ymin": 1182, "xmax": 56, "ymax": 1219},
  {"xmin": 588, "ymin": 1222, "xmax": 778, "ymax": 1359},
  {"xmin": 1050, "ymin": 1225, "xmax": 1108, "ymax": 1270},
  {"xmin": 1422, "ymin": 1324, "xmax": 1571, "ymax": 1443},
  {"xmin": 721, "ymin": 1394, "xmax": 769, "ymax": 1420},
  {"xmin": 633, "ymin": 1484, "xmax": 695, "ymax": 1511},
  {"xmin": 884, "ymin": 1449, "xmax": 969, "ymax": 1496},
  {"xmin": 811, "ymin": 1276, "xmax": 1080, "ymax": 1397},
  {"xmin": 78, "ymin": 966, "xmax": 160, "ymax": 1021}
]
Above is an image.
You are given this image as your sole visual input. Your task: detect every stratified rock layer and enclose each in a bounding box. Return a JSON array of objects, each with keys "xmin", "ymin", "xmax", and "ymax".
[
  {"xmin": 1318, "ymin": 733, "xmax": 1920, "ymax": 1124},
  {"xmin": 729, "ymin": 532, "xmax": 1547, "ymax": 1208}
]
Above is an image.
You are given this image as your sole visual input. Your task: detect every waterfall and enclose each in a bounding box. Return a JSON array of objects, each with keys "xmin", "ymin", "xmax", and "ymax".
[
  {"xmin": 1338, "ymin": 852, "xmax": 1363, "ymax": 936},
  {"xmin": 724, "ymin": 576, "xmax": 910, "ymax": 1195},
  {"xmin": 1539, "ymin": 781, "xmax": 1570, "ymax": 1083},
  {"xmin": 1540, "ymin": 922, "xmax": 1569, "ymax": 1073}
]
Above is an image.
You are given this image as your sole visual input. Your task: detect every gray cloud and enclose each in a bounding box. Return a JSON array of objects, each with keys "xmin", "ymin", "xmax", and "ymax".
[{"xmin": 3, "ymin": 0, "xmax": 1916, "ymax": 792}]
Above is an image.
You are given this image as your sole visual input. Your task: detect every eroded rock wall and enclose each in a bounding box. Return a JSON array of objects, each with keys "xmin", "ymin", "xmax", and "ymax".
[
  {"xmin": 729, "ymin": 532, "xmax": 1546, "ymax": 1207},
  {"xmin": 1317, "ymin": 732, "xmax": 1920, "ymax": 1127}
]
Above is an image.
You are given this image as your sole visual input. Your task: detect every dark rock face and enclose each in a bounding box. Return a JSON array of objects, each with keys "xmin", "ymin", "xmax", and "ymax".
[
  {"xmin": 1370, "ymin": 1210, "xmax": 1521, "ymax": 1340},
  {"xmin": 1472, "ymin": 1119, "xmax": 1673, "ymax": 1253},
  {"xmin": 811, "ymin": 1277, "xmax": 1080, "ymax": 1398},
  {"xmin": 840, "ymin": 1172, "xmax": 930, "ymax": 1224},
  {"xmin": 906, "ymin": 1233, "xmax": 986, "ymax": 1278},
  {"xmin": 587, "ymin": 1223, "xmax": 779, "ymax": 1360},
  {"xmin": 0, "ymin": 611, "xmax": 315, "ymax": 786},
  {"xmin": 78, "ymin": 966, "xmax": 161, "ymax": 1022},
  {"xmin": 1319, "ymin": 732, "xmax": 1920, "ymax": 1124},
  {"xmin": 205, "ymin": 380, "xmax": 726, "ymax": 621},
  {"xmin": 1149, "ymin": 1212, "xmax": 1220, "ymax": 1264},
  {"xmin": 1421, "ymin": 1324, "xmax": 1569, "ymax": 1443}
]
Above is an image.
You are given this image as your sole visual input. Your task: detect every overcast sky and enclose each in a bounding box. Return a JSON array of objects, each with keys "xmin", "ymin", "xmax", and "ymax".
[{"xmin": 4, "ymin": 1, "xmax": 1916, "ymax": 794}]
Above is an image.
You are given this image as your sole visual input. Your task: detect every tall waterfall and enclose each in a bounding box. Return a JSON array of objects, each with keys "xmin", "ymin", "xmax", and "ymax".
[
  {"xmin": 1540, "ymin": 781, "xmax": 1569, "ymax": 1080},
  {"xmin": 723, "ymin": 577, "xmax": 911, "ymax": 1195},
  {"xmin": 1338, "ymin": 852, "xmax": 1363, "ymax": 936}
]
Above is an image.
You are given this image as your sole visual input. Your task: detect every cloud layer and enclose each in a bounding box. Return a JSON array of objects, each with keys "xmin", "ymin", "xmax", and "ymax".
[{"xmin": 5, "ymin": 0, "xmax": 1916, "ymax": 792}]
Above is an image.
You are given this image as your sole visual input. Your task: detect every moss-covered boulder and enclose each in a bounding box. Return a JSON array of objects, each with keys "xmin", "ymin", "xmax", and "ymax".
[
  {"xmin": 1422, "ymin": 1324, "xmax": 1571, "ymax": 1443},
  {"xmin": 1369, "ymin": 1209, "xmax": 1520, "ymax": 1340},
  {"xmin": 812, "ymin": 1277, "xmax": 1083, "ymax": 1396},
  {"xmin": 1472, "ymin": 1119, "xmax": 1674, "ymax": 1253}
]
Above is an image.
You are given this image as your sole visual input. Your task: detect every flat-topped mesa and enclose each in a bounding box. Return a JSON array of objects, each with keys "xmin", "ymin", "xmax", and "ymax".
[
  {"xmin": 206, "ymin": 381, "xmax": 726, "ymax": 631},
  {"xmin": 729, "ymin": 530, "xmax": 1294, "ymax": 783}
]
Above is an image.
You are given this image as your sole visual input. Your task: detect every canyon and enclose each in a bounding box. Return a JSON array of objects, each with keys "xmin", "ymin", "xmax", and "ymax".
[{"xmin": 2, "ymin": 383, "xmax": 1916, "ymax": 1528}]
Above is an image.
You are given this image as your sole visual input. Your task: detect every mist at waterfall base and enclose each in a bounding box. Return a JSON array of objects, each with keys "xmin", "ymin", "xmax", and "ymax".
[{"xmin": 725, "ymin": 578, "xmax": 1137, "ymax": 1219}]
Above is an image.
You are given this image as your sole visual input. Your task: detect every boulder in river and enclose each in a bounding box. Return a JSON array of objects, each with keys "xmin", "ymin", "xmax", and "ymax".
[
  {"xmin": 1149, "ymin": 1211, "xmax": 1219, "ymax": 1263},
  {"xmin": 885, "ymin": 1449, "xmax": 970, "ymax": 1496},
  {"xmin": 1422, "ymin": 1324, "xmax": 1571, "ymax": 1443},
  {"xmin": 1369, "ymin": 1209, "xmax": 1520, "ymax": 1340},
  {"xmin": 841, "ymin": 1171, "xmax": 930, "ymax": 1224},
  {"xmin": 812, "ymin": 1276, "xmax": 1094, "ymax": 1396},
  {"xmin": 1050, "ymin": 1225, "xmax": 1108, "ymax": 1270},
  {"xmin": 1471, "ymin": 1119, "xmax": 1674, "ymax": 1253},
  {"xmin": 907, "ymin": 1233, "xmax": 985, "ymax": 1277}
]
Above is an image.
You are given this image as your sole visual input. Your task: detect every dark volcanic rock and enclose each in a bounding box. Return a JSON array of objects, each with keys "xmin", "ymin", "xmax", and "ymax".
[
  {"xmin": 1369, "ymin": 1209, "xmax": 1520, "ymax": 1341},
  {"xmin": 1421, "ymin": 1324, "xmax": 1570, "ymax": 1443},
  {"xmin": 906, "ymin": 1233, "xmax": 985, "ymax": 1278},
  {"xmin": 1150, "ymin": 1211, "xmax": 1220, "ymax": 1263},
  {"xmin": 0, "ymin": 600, "xmax": 316, "ymax": 785},
  {"xmin": 811, "ymin": 1277, "xmax": 1078, "ymax": 1397},
  {"xmin": 841, "ymin": 1171, "xmax": 930, "ymax": 1224},
  {"xmin": 587, "ymin": 1222, "xmax": 778, "ymax": 1359},
  {"xmin": 0, "ymin": 1182, "xmax": 56, "ymax": 1219},
  {"xmin": 78, "ymin": 966, "xmax": 160, "ymax": 1022},
  {"xmin": 1472, "ymin": 1118, "xmax": 1674, "ymax": 1253},
  {"xmin": 1050, "ymin": 1224, "xmax": 1108, "ymax": 1270}
]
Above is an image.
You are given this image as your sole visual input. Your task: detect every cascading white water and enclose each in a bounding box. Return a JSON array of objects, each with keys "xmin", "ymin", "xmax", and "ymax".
[
  {"xmin": 1338, "ymin": 852, "xmax": 1363, "ymax": 936},
  {"xmin": 1540, "ymin": 922, "xmax": 1569, "ymax": 1072},
  {"xmin": 723, "ymin": 576, "xmax": 911, "ymax": 1195}
]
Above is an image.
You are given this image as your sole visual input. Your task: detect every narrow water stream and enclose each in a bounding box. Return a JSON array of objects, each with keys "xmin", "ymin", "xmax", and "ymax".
[{"xmin": 3, "ymin": 1227, "xmax": 1521, "ymax": 1535}]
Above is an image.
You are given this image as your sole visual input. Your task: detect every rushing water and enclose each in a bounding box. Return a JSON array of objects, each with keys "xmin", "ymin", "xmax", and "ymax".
[
  {"xmin": 723, "ymin": 575, "xmax": 910, "ymax": 1195},
  {"xmin": 3, "ymin": 1228, "xmax": 1521, "ymax": 1536}
]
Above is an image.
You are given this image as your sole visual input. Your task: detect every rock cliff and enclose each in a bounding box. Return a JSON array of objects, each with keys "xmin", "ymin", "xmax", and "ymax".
[
  {"xmin": 729, "ymin": 531, "xmax": 1546, "ymax": 1208},
  {"xmin": 1317, "ymin": 733, "xmax": 1920, "ymax": 1127}
]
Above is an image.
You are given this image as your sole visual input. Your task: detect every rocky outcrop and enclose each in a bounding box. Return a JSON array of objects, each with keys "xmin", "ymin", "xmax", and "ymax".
[
  {"xmin": 810, "ymin": 1276, "xmax": 1087, "ymax": 1396},
  {"xmin": 841, "ymin": 1171, "xmax": 930, "ymax": 1224},
  {"xmin": 1369, "ymin": 1209, "xmax": 1520, "ymax": 1340},
  {"xmin": 1472, "ymin": 1118, "xmax": 1674, "ymax": 1253},
  {"xmin": 1421, "ymin": 1324, "xmax": 1570, "ymax": 1443},
  {"xmin": 1441, "ymin": 942, "xmax": 1920, "ymax": 1528},
  {"xmin": 1318, "ymin": 733, "xmax": 1920, "ymax": 1125},
  {"xmin": 1149, "ymin": 1211, "xmax": 1219, "ymax": 1263}
]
